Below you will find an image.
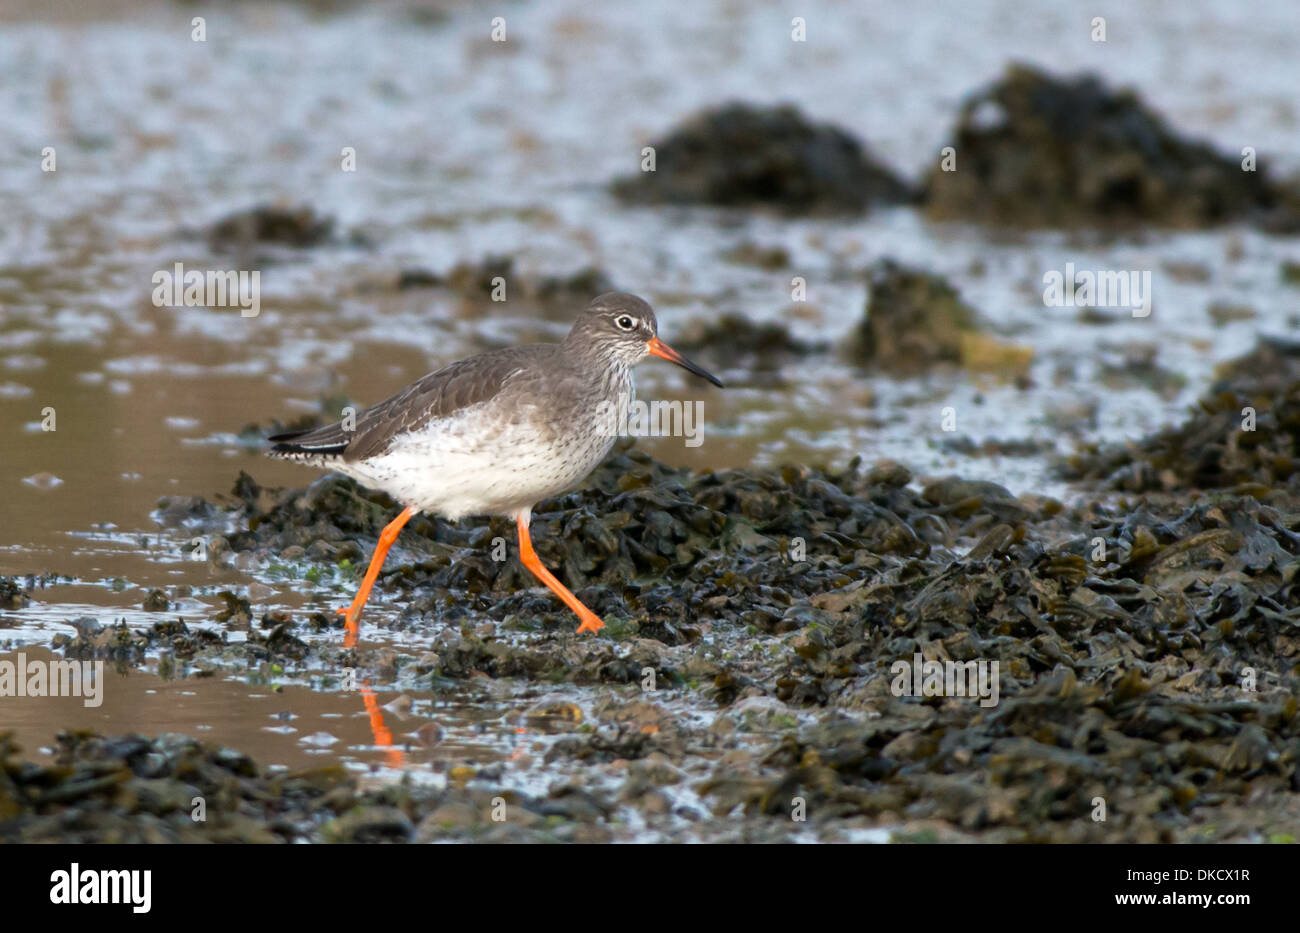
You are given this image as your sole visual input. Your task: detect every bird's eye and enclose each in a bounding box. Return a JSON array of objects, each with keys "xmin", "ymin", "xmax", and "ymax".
[{"xmin": 615, "ymin": 315, "xmax": 635, "ymax": 331}]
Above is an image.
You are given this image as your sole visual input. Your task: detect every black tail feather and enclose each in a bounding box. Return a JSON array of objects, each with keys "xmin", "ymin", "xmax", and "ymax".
[{"xmin": 267, "ymin": 428, "xmax": 349, "ymax": 459}]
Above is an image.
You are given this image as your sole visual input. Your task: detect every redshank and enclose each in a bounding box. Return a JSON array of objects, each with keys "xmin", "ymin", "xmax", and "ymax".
[{"xmin": 266, "ymin": 292, "xmax": 723, "ymax": 642}]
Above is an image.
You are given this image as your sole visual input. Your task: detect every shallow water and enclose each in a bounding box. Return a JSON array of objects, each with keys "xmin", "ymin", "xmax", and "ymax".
[
  {"xmin": 0, "ymin": 644, "xmax": 724, "ymax": 815},
  {"xmin": 2, "ymin": 0, "xmax": 1299, "ymax": 808}
]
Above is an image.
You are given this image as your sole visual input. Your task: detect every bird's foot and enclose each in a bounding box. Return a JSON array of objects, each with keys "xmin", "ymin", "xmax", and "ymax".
[{"xmin": 575, "ymin": 612, "xmax": 605, "ymax": 635}]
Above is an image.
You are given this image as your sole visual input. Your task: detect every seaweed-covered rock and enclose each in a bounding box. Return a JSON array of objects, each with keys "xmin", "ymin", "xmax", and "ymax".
[
  {"xmin": 850, "ymin": 259, "xmax": 976, "ymax": 369},
  {"xmin": 0, "ymin": 577, "xmax": 30, "ymax": 610},
  {"xmin": 1062, "ymin": 336, "xmax": 1300, "ymax": 490},
  {"xmin": 387, "ymin": 256, "xmax": 615, "ymax": 302},
  {"xmin": 0, "ymin": 730, "xmax": 587, "ymax": 844},
  {"xmin": 206, "ymin": 204, "xmax": 335, "ymax": 252},
  {"xmin": 197, "ymin": 448, "xmax": 992, "ymax": 650},
  {"xmin": 671, "ymin": 311, "xmax": 822, "ymax": 370},
  {"xmin": 613, "ymin": 103, "xmax": 914, "ymax": 215},
  {"xmin": 849, "ymin": 259, "xmax": 1030, "ymax": 376},
  {"xmin": 923, "ymin": 64, "xmax": 1292, "ymax": 229}
]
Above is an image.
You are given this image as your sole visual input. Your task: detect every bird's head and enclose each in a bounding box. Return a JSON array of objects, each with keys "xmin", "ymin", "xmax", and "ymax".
[{"xmin": 567, "ymin": 292, "xmax": 724, "ymax": 387}]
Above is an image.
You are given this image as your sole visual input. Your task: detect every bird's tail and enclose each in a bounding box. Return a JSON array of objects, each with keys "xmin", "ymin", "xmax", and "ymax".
[{"xmin": 266, "ymin": 424, "xmax": 350, "ymax": 464}]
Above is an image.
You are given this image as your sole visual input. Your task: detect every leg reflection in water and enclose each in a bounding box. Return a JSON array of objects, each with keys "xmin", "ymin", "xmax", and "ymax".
[{"xmin": 360, "ymin": 683, "xmax": 405, "ymax": 768}]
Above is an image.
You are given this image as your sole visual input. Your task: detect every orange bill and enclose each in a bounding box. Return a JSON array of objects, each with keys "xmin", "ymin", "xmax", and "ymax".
[{"xmin": 646, "ymin": 337, "xmax": 724, "ymax": 387}]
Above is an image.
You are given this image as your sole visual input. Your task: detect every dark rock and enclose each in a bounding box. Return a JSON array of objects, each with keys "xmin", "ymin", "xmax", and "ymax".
[
  {"xmin": 848, "ymin": 259, "xmax": 982, "ymax": 371},
  {"xmin": 1062, "ymin": 336, "xmax": 1300, "ymax": 490},
  {"xmin": 671, "ymin": 311, "xmax": 822, "ymax": 368},
  {"xmin": 426, "ymin": 256, "xmax": 616, "ymax": 302},
  {"xmin": 0, "ymin": 578, "xmax": 30, "ymax": 610},
  {"xmin": 923, "ymin": 64, "xmax": 1294, "ymax": 229},
  {"xmin": 206, "ymin": 204, "xmax": 334, "ymax": 251},
  {"xmin": 612, "ymin": 103, "xmax": 914, "ymax": 215}
]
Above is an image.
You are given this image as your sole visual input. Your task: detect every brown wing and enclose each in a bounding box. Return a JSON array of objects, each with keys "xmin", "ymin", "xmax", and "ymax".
[{"xmin": 268, "ymin": 345, "xmax": 545, "ymax": 462}]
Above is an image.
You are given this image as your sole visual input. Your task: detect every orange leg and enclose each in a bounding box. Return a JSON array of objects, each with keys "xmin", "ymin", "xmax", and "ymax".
[
  {"xmin": 339, "ymin": 506, "xmax": 415, "ymax": 643},
  {"xmin": 516, "ymin": 513, "xmax": 605, "ymax": 634}
]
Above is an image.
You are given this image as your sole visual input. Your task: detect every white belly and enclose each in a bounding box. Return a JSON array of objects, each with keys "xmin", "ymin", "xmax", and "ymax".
[{"xmin": 335, "ymin": 389, "xmax": 625, "ymax": 520}]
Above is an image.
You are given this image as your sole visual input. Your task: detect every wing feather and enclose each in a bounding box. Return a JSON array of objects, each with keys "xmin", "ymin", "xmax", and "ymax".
[{"xmin": 267, "ymin": 346, "xmax": 545, "ymax": 462}]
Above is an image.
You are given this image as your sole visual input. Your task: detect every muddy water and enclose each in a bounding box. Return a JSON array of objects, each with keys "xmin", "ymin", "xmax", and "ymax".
[
  {"xmin": 0, "ymin": 647, "xmax": 475, "ymax": 773},
  {"xmin": 2, "ymin": 644, "xmax": 665, "ymax": 787},
  {"xmin": 2, "ymin": 0, "xmax": 1300, "ymax": 800}
]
